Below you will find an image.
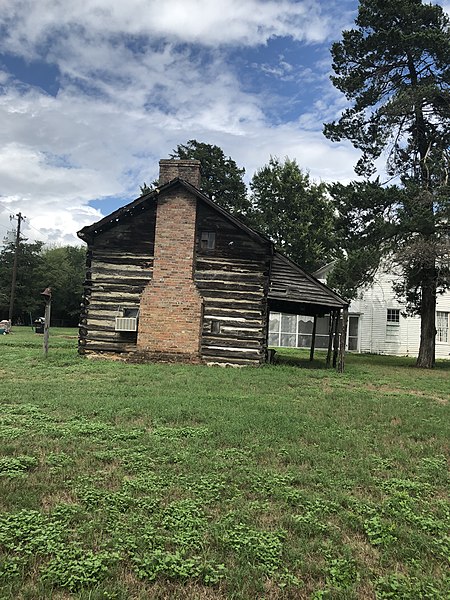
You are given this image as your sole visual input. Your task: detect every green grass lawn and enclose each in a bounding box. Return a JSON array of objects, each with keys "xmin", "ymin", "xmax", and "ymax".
[{"xmin": 0, "ymin": 327, "xmax": 449, "ymax": 599}]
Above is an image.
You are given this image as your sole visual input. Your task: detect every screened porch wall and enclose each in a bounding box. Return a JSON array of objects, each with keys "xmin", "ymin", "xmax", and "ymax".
[
  {"xmin": 268, "ymin": 313, "xmax": 331, "ymax": 349},
  {"xmin": 269, "ymin": 312, "xmax": 360, "ymax": 351}
]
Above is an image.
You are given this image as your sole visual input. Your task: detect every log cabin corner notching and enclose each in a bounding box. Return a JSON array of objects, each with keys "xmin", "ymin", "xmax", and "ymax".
[{"xmin": 77, "ymin": 159, "xmax": 347, "ymax": 366}]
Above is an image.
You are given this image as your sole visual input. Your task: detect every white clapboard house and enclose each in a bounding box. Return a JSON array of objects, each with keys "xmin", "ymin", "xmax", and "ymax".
[{"xmin": 269, "ymin": 263, "xmax": 450, "ymax": 359}]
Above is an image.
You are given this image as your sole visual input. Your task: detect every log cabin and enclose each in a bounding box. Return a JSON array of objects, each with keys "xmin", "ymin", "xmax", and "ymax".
[{"xmin": 77, "ymin": 159, "xmax": 347, "ymax": 366}]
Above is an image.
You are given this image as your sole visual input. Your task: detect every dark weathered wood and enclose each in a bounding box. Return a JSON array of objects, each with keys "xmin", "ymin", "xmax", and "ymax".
[
  {"xmin": 78, "ymin": 202, "xmax": 156, "ymax": 354},
  {"xmin": 269, "ymin": 254, "xmax": 346, "ymax": 310},
  {"xmin": 202, "ymin": 307, "xmax": 263, "ymax": 320},
  {"xmin": 202, "ymin": 335, "xmax": 262, "ymax": 349},
  {"xmin": 194, "ymin": 202, "xmax": 270, "ymax": 365},
  {"xmin": 333, "ymin": 311, "xmax": 340, "ymax": 368},
  {"xmin": 202, "ymin": 354, "xmax": 263, "ymax": 366},
  {"xmin": 338, "ymin": 307, "xmax": 348, "ymax": 373},
  {"xmin": 200, "ymin": 346, "xmax": 263, "ymax": 360},
  {"xmin": 326, "ymin": 311, "xmax": 336, "ymax": 368},
  {"xmin": 310, "ymin": 315, "xmax": 317, "ymax": 361},
  {"xmin": 83, "ymin": 342, "xmax": 137, "ymax": 353}
]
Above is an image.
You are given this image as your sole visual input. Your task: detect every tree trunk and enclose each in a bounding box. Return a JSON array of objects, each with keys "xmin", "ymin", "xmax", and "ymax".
[{"xmin": 416, "ymin": 271, "xmax": 436, "ymax": 368}]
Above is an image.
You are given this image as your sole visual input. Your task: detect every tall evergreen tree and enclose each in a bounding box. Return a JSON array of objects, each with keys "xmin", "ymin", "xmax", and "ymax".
[
  {"xmin": 324, "ymin": 0, "xmax": 450, "ymax": 367},
  {"xmin": 250, "ymin": 157, "xmax": 337, "ymax": 272}
]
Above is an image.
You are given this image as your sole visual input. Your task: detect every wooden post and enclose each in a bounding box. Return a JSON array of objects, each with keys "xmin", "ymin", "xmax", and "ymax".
[
  {"xmin": 332, "ymin": 310, "xmax": 340, "ymax": 368},
  {"xmin": 41, "ymin": 287, "xmax": 52, "ymax": 358},
  {"xmin": 338, "ymin": 307, "xmax": 349, "ymax": 373},
  {"xmin": 310, "ymin": 315, "xmax": 317, "ymax": 361},
  {"xmin": 326, "ymin": 312, "xmax": 335, "ymax": 368}
]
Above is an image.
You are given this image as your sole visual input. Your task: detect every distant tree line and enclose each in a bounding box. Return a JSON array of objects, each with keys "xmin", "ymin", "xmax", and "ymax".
[{"xmin": 0, "ymin": 242, "xmax": 85, "ymax": 326}]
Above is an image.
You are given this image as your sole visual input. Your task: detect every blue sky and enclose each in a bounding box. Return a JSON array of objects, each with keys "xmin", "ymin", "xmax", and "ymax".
[{"xmin": 0, "ymin": 0, "xmax": 448, "ymax": 246}]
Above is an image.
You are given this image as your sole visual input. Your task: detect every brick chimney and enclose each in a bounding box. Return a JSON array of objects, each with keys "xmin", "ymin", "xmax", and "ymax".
[
  {"xmin": 137, "ymin": 160, "xmax": 203, "ymax": 361},
  {"xmin": 159, "ymin": 159, "xmax": 201, "ymax": 188}
]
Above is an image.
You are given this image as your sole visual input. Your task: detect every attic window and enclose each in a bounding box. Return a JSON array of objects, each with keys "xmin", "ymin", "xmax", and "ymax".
[{"xmin": 200, "ymin": 231, "xmax": 216, "ymax": 250}]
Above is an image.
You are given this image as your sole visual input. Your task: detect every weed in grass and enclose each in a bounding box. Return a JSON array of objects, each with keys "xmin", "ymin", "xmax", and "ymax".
[
  {"xmin": 181, "ymin": 474, "xmax": 228, "ymax": 504},
  {"xmin": 45, "ymin": 452, "xmax": 73, "ymax": 472},
  {"xmin": 0, "ymin": 509, "xmax": 67, "ymax": 556},
  {"xmin": 40, "ymin": 546, "xmax": 119, "ymax": 592},
  {"xmin": 325, "ymin": 555, "xmax": 359, "ymax": 591},
  {"xmin": 0, "ymin": 426, "xmax": 24, "ymax": 441},
  {"xmin": 130, "ymin": 549, "xmax": 225, "ymax": 585},
  {"xmin": 363, "ymin": 516, "xmax": 397, "ymax": 547},
  {"xmin": 379, "ymin": 477, "xmax": 432, "ymax": 497},
  {"xmin": 291, "ymin": 498, "xmax": 340, "ymax": 538},
  {"xmin": 0, "ymin": 456, "xmax": 38, "ymax": 478},
  {"xmin": 375, "ymin": 573, "xmax": 449, "ymax": 599},
  {"xmin": 152, "ymin": 426, "xmax": 210, "ymax": 439},
  {"xmin": 161, "ymin": 499, "xmax": 207, "ymax": 550},
  {"xmin": 0, "ymin": 555, "xmax": 27, "ymax": 581},
  {"xmin": 218, "ymin": 517, "xmax": 284, "ymax": 576}
]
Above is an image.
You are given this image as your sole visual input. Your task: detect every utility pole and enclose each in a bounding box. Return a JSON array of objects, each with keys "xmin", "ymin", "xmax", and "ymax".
[{"xmin": 8, "ymin": 212, "xmax": 25, "ymax": 324}]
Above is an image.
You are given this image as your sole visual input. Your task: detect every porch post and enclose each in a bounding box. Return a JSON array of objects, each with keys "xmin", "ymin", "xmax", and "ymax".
[
  {"xmin": 332, "ymin": 310, "xmax": 340, "ymax": 368},
  {"xmin": 310, "ymin": 315, "xmax": 318, "ymax": 361},
  {"xmin": 338, "ymin": 307, "xmax": 349, "ymax": 373},
  {"xmin": 326, "ymin": 312, "xmax": 335, "ymax": 368}
]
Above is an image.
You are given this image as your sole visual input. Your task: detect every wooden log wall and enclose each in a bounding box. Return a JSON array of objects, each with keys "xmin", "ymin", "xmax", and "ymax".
[
  {"xmin": 195, "ymin": 203, "xmax": 271, "ymax": 366},
  {"xmin": 79, "ymin": 204, "xmax": 156, "ymax": 355}
]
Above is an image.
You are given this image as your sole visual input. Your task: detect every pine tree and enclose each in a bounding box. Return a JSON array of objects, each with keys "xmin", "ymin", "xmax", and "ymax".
[{"xmin": 324, "ymin": 0, "xmax": 450, "ymax": 367}]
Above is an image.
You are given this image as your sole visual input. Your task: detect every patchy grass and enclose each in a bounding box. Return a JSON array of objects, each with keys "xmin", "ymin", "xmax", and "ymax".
[{"xmin": 0, "ymin": 327, "xmax": 449, "ymax": 599}]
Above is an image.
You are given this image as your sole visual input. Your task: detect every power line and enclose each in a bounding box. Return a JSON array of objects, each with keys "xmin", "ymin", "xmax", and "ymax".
[
  {"xmin": 0, "ymin": 200, "xmax": 45, "ymax": 237},
  {"xmin": 0, "ymin": 201, "xmax": 74, "ymax": 248}
]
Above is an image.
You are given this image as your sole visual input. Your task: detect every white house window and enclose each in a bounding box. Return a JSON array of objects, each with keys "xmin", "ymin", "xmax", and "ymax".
[
  {"xmin": 347, "ymin": 315, "xmax": 359, "ymax": 351},
  {"xmin": 200, "ymin": 231, "xmax": 216, "ymax": 250},
  {"xmin": 436, "ymin": 311, "xmax": 449, "ymax": 343},
  {"xmin": 386, "ymin": 308, "xmax": 400, "ymax": 342},
  {"xmin": 387, "ymin": 308, "xmax": 400, "ymax": 323}
]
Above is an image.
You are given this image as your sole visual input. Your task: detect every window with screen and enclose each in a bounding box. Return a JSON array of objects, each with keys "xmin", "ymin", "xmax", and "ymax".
[
  {"xmin": 436, "ymin": 311, "xmax": 449, "ymax": 343},
  {"xmin": 386, "ymin": 308, "xmax": 400, "ymax": 341}
]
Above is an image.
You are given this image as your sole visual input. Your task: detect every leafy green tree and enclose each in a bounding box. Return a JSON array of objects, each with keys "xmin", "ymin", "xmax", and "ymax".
[
  {"xmin": 37, "ymin": 246, "xmax": 86, "ymax": 325},
  {"xmin": 0, "ymin": 239, "xmax": 45, "ymax": 323},
  {"xmin": 170, "ymin": 140, "xmax": 251, "ymax": 215},
  {"xmin": 250, "ymin": 157, "xmax": 338, "ymax": 272},
  {"xmin": 0, "ymin": 241, "xmax": 85, "ymax": 326},
  {"xmin": 324, "ymin": 0, "xmax": 450, "ymax": 367}
]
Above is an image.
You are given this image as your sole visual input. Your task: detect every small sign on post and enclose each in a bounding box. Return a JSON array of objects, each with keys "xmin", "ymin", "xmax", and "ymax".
[{"xmin": 41, "ymin": 287, "xmax": 52, "ymax": 357}]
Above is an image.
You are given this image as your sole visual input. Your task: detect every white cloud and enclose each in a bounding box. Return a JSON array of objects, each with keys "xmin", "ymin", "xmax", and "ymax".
[
  {"xmin": 0, "ymin": 0, "xmax": 362, "ymax": 246},
  {"xmin": 0, "ymin": 0, "xmax": 339, "ymax": 53},
  {"xmin": 0, "ymin": 142, "xmax": 107, "ymax": 245}
]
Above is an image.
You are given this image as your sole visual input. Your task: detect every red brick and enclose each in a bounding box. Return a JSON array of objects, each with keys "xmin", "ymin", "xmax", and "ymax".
[{"xmin": 137, "ymin": 186, "xmax": 203, "ymax": 360}]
